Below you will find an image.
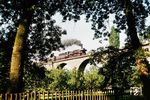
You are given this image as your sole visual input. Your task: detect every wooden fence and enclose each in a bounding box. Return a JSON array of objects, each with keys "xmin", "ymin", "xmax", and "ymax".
[{"xmin": 0, "ymin": 89, "xmax": 144, "ymax": 100}]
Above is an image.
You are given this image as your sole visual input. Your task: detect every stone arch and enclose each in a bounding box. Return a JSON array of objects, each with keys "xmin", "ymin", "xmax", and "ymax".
[
  {"xmin": 78, "ymin": 58, "xmax": 90, "ymax": 72},
  {"xmin": 57, "ymin": 63, "xmax": 67, "ymax": 69}
]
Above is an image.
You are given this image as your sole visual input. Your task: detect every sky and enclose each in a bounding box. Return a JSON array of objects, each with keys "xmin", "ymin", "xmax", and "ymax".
[
  {"xmin": 52, "ymin": 13, "xmax": 150, "ymax": 54},
  {"xmin": 52, "ymin": 13, "xmax": 101, "ymax": 52},
  {"xmin": 52, "ymin": 13, "xmax": 122, "ymax": 53}
]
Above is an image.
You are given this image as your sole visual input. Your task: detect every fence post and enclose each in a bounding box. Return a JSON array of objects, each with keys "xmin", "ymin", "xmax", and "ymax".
[
  {"xmin": 59, "ymin": 91, "xmax": 61, "ymax": 100},
  {"xmin": 70, "ymin": 90, "xmax": 72, "ymax": 100},
  {"xmin": 55, "ymin": 91, "xmax": 57, "ymax": 100},
  {"xmin": 33, "ymin": 91, "xmax": 36, "ymax": 100},
  {"xmin": 68, "ymin": 90, "xmax": 70, "ymax": 100},
  {"xmin": 62, "ymin": 90, "xmax": 64, "ymax": 100},
  {"xmin": 75, "ymin": 90, "xmax": 77, "ymax": 100},
  {"xmin": 38, "ymin": 91, "xmax": 41, "ymax": 100},
  {"xmin": 47, "ymin": 90, "xmax": 49, "ymax": 100},
  {"xmin": 19, "ymin": 93, "xmax": 21, "ymax": 100},
  {"xmin": 81, "ymin": 90, "xmax": 82, "ymax": 100},
  {"xmin": 86, "ymin": 90, "xmax": 88, "ymax": 100},
  {"xmin": 51, "ymin": 91, "xmax": 53, "ymax": 100},
  {"xmin": 91, "ymin": 89, "xmax": 94, "ymax": 100},
  {"xmin": 98, "ymin": 90, "xmax": 101, "ymax": 100},
  {"xmin": 81, "ymin": 90, "xmax": 84, "ymax": 100},
  {"xmin": 15, "ymin": 93, "xmax": 18, "ymax": 100}
]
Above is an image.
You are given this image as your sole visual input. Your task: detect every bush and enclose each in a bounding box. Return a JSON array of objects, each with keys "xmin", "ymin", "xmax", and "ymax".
[
  {"xmin": 84, "ymin": 66, "xmax": 104, "ymax": 89},
  {"xmin": 67, "ymin": 67, "xmax": 85, "ymax": 90},
  {"xmin": 46, "ymin": 66, "xmax": 104, "ymax": 90},
  {"xmin": 46, "ymin": 68, "xmax": 69, "ymax": 91}
]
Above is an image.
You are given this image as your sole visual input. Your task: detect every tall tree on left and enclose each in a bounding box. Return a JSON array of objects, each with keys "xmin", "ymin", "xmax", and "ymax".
[
  {"xmin": 9, "ymin": 3, "xmax": 35, "ymax": 93},
  {"xmin": 0, "ymin": 0, "xmax": 68, "ymax": 93},
  {"xmin": 0, "ymin": 0, "xmax": 37, "ymax": 93}
]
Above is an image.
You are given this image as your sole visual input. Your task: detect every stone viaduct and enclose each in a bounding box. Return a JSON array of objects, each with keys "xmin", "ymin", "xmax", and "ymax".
[
  {"xmin": 44, "ymin": 45, "xmax": 150, "ymax": 72},
  {"xmin": 44, "ymin": 49, "xmax": 93, "ymax": 72}
]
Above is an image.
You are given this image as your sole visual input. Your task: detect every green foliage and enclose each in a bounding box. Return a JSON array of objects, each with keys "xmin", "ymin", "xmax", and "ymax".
[
  {"xmin": 46, "ymin": 68, "xmax": 69, "ymax": 91},
  {"xmin": 109, "ymin": 26, "xmax": 120, "ymax": 48},
  {"xmin": 19, "ymin": 65, "xmax": 143, "ymax": 91},
  {"xmin": 130, "ymin": 66, "xmax": 142, "ymax": 87},
  {"xmin": 24, "ymin": 64, "xmax": 50, "ymax": 90},
  {"xmin": 0, "ymin": 0, "xmax": 67, "ymax": 92},
  {"xmin": 27, "ymin": 67, "xmax": 104, "ymax": 91},
  {"xmin": 0, "ymin": 32, "xmax": 14, "ymax": 92},
  {"xmin": 67, "ymin": 68, "xmax": 85, "ymax": 90},
  {"xmin": 145, "ymin": 26, "xmax": 150, "ymax": 42},
  {"xmin": 61, "ymin": 0, "xmax": 150, "ymax": 45},
  {"xmin": 84, "ymin": 66, "xmax": 104, "ymax": 89},
  {"xmin": 92, "ymin": 47, "xmax": 142, "ymax": 90},
  {"xmin": 46, "ymin": 67, "xmax": 105, "ymax": 91},
  {"xmin": 0, "ymin": 51, "xmax": 9, "ymax": 92},
  {"xmin": 139, "ymin": 25, "xmax": 150, "ymax": 43},
  {"xmin": 0, "ymin": 1, "xmax": 67, "ymax": 61}
]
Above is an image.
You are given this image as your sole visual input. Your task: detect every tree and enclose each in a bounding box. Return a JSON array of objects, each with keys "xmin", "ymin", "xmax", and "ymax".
[
  {"xmin": 67, "ymin": 68, "xmax": 85, "ymax": 90},
  {"xmin": 0, "ymin": 30, "xmax": 16, "ymax": 93},
  {"xmin": 145, "ymin": 26, "xmax": 150, "ymax": 42},
  {"xmin": 84, "ymin": 66, "xmax": 104, "ymax": 90},
  {"xmin": 0, "ymin": 0, "xmax": 67, "ymax": 93},
  {"xmin": 0, "ymin": 37, "xmax": 10, "ymax": 93},
  {"xmin": 81, "ymin": 1, "xmax": 150, "ymax": 99},
  {"xmin": 62, "ymin": 0, "xmax": 149, "ymax": 47},
  {"xmin": 60, "ymin": 0, "xmax": 150, "ymax": 99},
  {"xmin": 109, "ymin": 26, "xmax": 120, "ymax": 48},
  {"xmin": 23, "ymin": 64, "xmax": 49, "ymax": 90},
  {"xmin": 47, "ymin": 68, "xmax": 69, "ymax": 91}
]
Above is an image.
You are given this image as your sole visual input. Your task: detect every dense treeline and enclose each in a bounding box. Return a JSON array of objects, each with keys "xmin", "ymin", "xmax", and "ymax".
[{"xmin": 23, "ymin": 66, "xmax": 141, "ymax": 91}]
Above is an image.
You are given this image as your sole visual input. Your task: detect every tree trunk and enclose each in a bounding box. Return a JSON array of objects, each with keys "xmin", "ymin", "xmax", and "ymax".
[
  {"xmin": 122, "ymin": 0, "xmax": 141, "ymax": 49},
  {"xmin": 9, "ymin": 21, "xmax": 26, "ymax": 93},
  {"xmin": 8, "ymin": 10, "xmax": 33, "ymax": 93},
  {"xmin": 120, "ymin": 0, "xmax": 150, "ymax": 99}
]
